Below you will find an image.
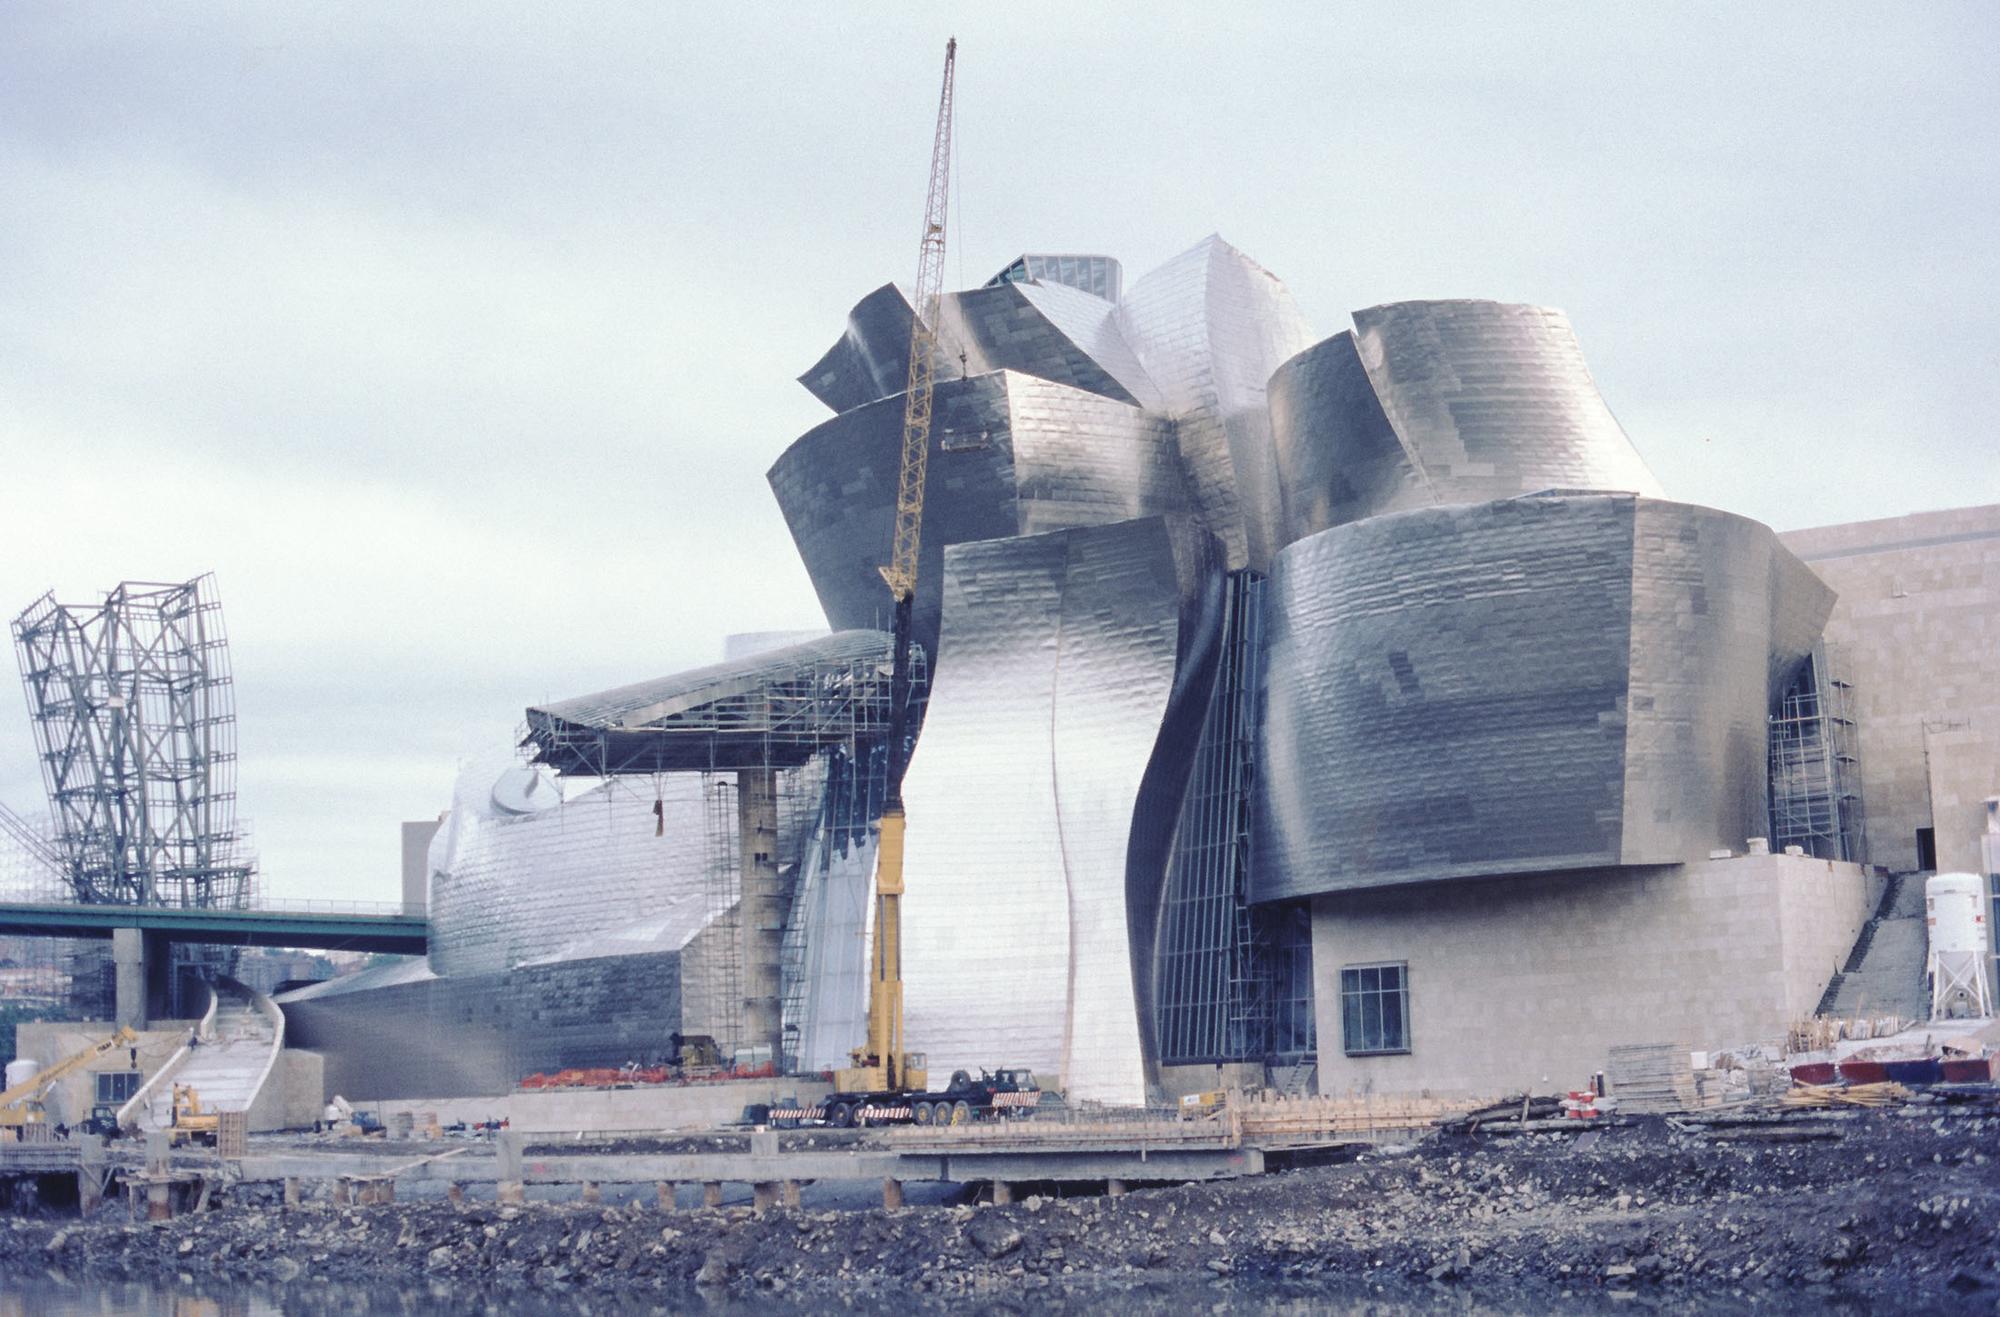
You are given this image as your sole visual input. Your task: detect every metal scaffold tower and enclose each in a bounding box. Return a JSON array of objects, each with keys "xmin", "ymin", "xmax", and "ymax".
[
  {"xmin": 11, "ymin": 575, "xmax": 256, "ymax": 911},
  {"xmin": 1768, "ymin": 644, "xmax": 1865, "ymax": 863},
  {"xmin": 11, "ymin": 575, "xmax": 255, "ymax": 1017}
]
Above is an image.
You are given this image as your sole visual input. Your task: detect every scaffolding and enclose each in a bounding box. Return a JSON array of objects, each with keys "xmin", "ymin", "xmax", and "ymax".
[
  {"xmin": 520, "ymin": 632, "xmax": 925, "ymax": 1072},
  {"xmin": 697, "ymin": 773, "xmax": 744, "ymax": 1053},
  {"xmin": 12, "ymin": 576, "xmax": 256, "ymax": 911},
  {"xmin": 777, "ymin": 739, "xmax": 893, "ymax": 1073},
  {"xmin": 11, "ymin": 576, "xmax": 254, "ymax": 1016},
  {"xmin": 1768, "ymin": 644, "xmax": 1865, "ymax": 863}
]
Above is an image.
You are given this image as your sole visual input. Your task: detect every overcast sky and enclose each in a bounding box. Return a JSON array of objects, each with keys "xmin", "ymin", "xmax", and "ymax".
[{"xmin": 3, "ymin": 3, "xmax": 1995, "ymax": 904}]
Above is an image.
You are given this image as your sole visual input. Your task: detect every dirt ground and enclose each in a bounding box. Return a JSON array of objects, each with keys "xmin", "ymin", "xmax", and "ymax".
[{"xmin": 5, "ymin": 1108, "xmax": 1997, "ymax": 1312}]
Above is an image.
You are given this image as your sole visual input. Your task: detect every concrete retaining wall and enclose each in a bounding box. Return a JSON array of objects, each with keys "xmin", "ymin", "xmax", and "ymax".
[{"xmin": 509, "ymin": 1079, "xmax": 834, "ymax": 1133}]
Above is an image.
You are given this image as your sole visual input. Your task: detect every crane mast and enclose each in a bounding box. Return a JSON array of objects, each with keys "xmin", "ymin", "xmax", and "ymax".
[{"xmin": 838, "ymin": 36, "xmax": 955, "ymax": 1098}]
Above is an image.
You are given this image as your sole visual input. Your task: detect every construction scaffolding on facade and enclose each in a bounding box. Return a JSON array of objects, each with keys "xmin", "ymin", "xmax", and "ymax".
[
  {"xmin": 10, "ymin": 575, "xmax": 255, "ymax": 1015},
  {"xmin": 1768, "ymin": 644, "xmax": 1865, "ymax": 863},
  {"xmin": 521, "ymin": 630, "xmax": 923, "ymax": 1072}
]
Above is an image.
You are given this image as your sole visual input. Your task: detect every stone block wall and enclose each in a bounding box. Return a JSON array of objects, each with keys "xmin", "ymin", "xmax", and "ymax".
[
  {"xmin": 1780, "ymin": 503, "xmax": 2000, "ymax": 874},
  {"xmin": 1309, "ymin": 854, "xmax": 1873, "ymax": 1099}
]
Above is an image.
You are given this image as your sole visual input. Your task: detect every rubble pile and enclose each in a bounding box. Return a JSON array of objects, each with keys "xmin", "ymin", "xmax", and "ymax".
[{"xmin": 4, "ymin": 1112, "xmax": 1996, "ymax": 1309}]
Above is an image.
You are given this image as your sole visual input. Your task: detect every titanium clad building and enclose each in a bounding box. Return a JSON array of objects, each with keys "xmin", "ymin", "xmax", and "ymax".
[{"xmin": 278, "ymin": 234, "xmax": 1997, "ymax": 1110}]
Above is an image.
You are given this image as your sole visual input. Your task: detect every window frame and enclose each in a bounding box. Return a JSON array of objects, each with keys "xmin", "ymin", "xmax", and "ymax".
[
  {"xmin": 1339, "ymin": 960, "xmax": 1411, "ymax": 1057},
  {"xmin": 95, "ymin": 1069, "xmax": 142, "ymax": 1106}
]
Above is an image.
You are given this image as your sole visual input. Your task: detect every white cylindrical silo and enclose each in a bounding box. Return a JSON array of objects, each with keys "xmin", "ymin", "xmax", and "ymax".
[
  {"xmin": 1926, "ymin": 872, "xmax": 1988, "ymax": 957},
  {"xmin": 1928, "ymin": 871, "xmax": 1995, "ymax": 1019},
  {"xmin": 4, "ymin": 1058, "xmax": 41, "ymax": 1091}
]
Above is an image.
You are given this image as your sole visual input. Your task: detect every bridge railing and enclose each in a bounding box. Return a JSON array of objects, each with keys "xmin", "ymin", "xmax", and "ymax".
[
  {"xmin": 236, "ymin": 897, "xmax": 425, "ymax": 919},
  {"xmin": 0, "ymin": 896, "xmax": 425, "ymax": 919}
]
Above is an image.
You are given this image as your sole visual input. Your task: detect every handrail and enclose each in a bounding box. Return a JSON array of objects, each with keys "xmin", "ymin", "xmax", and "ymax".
[
  {"xmin": 117, "ymin": 982, "xmax": 218, "ymax": 1131},
  {"xmin": 236, "ymin": 977, "xmax": 287, "ymax": 1122},
  {"xmin": 0, "ymin": 897, "xmax": 424, "ymax": 918}
]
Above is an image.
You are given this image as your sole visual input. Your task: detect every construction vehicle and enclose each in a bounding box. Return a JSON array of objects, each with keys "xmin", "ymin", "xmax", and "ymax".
[
  {"xmin": 321, "ymin": 1093, "xmax": 383, "ymax": 1136},
  {"xmin": 80, "ymin": 1104, "xmax": 123, "ymax": 1139},
  {"xmin": 166, "ymin": 1083, "xmax": 220, "ymax": 1147},
  {"xmin": 0, "ymin": 1025, "xmax": 140, "ymax": 1129},
  {"xmin": 758, "ymin": 1066, "xmax": 1039, "ymax": 1129},
  {"xmin": 672, "ymin": 1033, "xmax": 724, "ymax": 1072}
]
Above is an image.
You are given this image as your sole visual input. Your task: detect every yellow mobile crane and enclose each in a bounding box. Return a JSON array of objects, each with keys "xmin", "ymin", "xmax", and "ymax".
[
  {"xmin": 815, "ymin": 39, "xmax": 1042, "ymax": 1132},
  {"xmin": 830, "ymin": 35, "xmax": 955, "ymax": 1110},
  {"xmin": 0, "ymin": 1025, "xmax": 140, "ymax": 1130}
]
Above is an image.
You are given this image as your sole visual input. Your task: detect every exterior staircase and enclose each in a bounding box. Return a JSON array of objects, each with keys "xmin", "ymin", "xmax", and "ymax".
[
  {"xmin": 129, "ymin": 977, "xmax": 283, "ymax": 1132},
  {"xmin": 1816, "ymin": 872, "xmax": 1931, "ymax": 1019}
]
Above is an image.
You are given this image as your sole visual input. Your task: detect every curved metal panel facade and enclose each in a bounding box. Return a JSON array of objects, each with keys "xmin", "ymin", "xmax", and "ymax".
[
  {"xmin": 1269, "ymin": 301, "xmax": 1665, "ymax": 547},
  {"xmin": 901, "ymin": 516, "xmax": 1222, "ymax": 1105},
  {"xmin": 1115, "ymin": 236, "xmax": 1316, "ymax": 572},
  {"xmin": 797, "ymin": 283, "xmax": 917, "ymax": 415},
  {"xmin": 944, "ymin": 284, "xmax": 1145, "ymax": 407},
  {"xmin": 427, "ymin": 758, "xmax": 820, "ymax": 981},
  {"xmin": 1254, "ymin": 495, "xmax": 1832, "ymax": 901},
  {"xmin": 768, "ymin": 371, "xmax": 1188, "ymax": 665},
  {"xmin": 1012, "ymin": 281, "xmax": 1162, "ymax": 410},
  {"xmin": 427, "ymin": 762, "xmax": 716, "ymax": 978},
  {"xmin": 1268, "ymin": 331, "xmax": 1421, "ymax": 544}
]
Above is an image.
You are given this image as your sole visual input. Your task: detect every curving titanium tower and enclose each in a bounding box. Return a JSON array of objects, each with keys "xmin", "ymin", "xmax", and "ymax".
[
  {"xmin": 798, "ymin": 270, "xmax": 1154, "ymax": 417},
  {"xmin": 1254, "ymin": 494, "xmax": 1833, "ymax": 901},
  {"xmin": 769, "ymin": 370, "xmax": 1190, "ymax": 665},
  {"xmin": 900, "ymin": 515, "xmax": 1223, "ymax": 1106},
  {"xmin": 1268, "ymin": 300, "xmax": 1664, "ymax": 548}
]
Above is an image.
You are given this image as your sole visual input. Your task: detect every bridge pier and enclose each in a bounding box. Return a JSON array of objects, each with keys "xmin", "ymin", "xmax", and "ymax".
[{"xmin": 112, "ymin": 927, "xmax": 170, "ymax": 1030}]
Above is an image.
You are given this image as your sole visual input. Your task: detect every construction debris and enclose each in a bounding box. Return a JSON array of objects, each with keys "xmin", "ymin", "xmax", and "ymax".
[
  {"xmin": 1788, "ymin": 1015, "xmax": 1915, "ymax": 1052},
  {"xmin": 1781, "ymin": 1082, "xmax": 1912, "ymax": 1110}
]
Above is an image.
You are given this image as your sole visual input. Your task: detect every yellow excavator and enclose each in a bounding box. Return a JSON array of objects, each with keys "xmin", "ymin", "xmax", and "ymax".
[
  {"xmin": 0, "ymin": 1025, "xmax": 141, "ymax": 1130},
  {"xmin": 166, "ymin": 1083, "xmax": 220, "ymax": 1147},
  {"xmin": 826, "ymin": 39, "xmax": 957, "ymax": 1118}
]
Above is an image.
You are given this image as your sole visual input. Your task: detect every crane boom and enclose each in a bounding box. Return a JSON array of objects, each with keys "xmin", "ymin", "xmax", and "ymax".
[
  {"xmin": 838, "ymin": 37, "xmax": 955, "ymax": 1100},
  {"xmin": 0, "ymin": 1025, "xmax": 139, "ymax": 1125},
  {"xmin": 880, "ymin": 35, "xmax": 956, "ymax": 607}
]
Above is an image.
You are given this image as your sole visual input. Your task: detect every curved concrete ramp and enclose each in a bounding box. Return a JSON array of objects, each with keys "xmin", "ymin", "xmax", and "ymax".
[{"xmin": 137, "ymin": 977, "xmax": 283, "ymax": 1131}]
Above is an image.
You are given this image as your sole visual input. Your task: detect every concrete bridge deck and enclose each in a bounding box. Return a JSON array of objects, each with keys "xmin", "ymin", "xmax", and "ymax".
[{"xmin": 0, "ymin": 901, "xmax": 427, "ymax": 954}]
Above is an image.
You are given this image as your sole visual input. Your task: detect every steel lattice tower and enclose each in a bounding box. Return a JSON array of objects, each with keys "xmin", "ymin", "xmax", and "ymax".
[{"xmin": 12, "ymin": 575, "xmax": 255, "ymax": 911}]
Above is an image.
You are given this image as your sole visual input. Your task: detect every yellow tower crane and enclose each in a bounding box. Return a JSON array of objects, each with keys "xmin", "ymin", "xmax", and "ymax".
[{"xmin": 833, "ymin": 36, "xmax": 956, "ymax": 1102}]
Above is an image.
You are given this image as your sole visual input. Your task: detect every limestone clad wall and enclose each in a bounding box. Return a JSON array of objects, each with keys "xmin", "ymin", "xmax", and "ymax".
[
  {"xmin": 1780, "ymin": 503, "xmax": 2000, "ymax": 874},
  {"xmin": 1309, "ymin": 854, "xmax": 1874, "ymax": 1099}
]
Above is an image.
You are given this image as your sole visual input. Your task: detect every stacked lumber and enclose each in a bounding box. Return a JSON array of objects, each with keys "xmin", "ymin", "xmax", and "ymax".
[
  {"xmin": 1607, "ymin": 1042, "xmax": 1696, "ymax": 1113},
  {"xmin": 1779, "ymin": 1081, "xmax": 1909, "ymax": 1109}
]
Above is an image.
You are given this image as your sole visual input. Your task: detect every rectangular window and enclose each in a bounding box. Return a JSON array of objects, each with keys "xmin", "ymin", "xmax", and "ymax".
[
  {"xmin": 1340, "ymin": 962, "xmax": 1410, "ymax": 1056},
  {"xmin": 95, "ymin": 1071, "xmax": 141, "ymax": 1105}
]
